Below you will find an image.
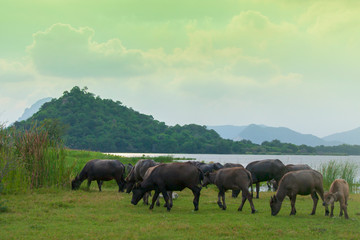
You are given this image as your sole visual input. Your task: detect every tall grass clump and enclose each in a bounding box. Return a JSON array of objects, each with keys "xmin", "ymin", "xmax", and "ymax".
[
  {"xmin": 0, "ymin": 123, "xmax": 27, "ymax": 194},
  {"xmin": 14, "ymin": 122, "xmax": 73, "ymax": 189},
  {"xmin": 319, "ymin": 160, "xmax": 359, "ymax": 192},
  {"xmin": 1, "ymin": 121, "xmax": 75, "ymax": 193}
]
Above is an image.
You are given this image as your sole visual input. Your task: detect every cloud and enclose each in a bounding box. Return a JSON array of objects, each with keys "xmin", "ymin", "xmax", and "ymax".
[
  {"xmin": 0, "ymin": 59, "xmax": 34, "ymax": 82},
  {"xmin": 28, "ymin": 23, "xmax": 154, "ymax": 78}
]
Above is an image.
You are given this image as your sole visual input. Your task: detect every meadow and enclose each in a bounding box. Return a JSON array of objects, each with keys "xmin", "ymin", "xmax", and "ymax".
[{"xmin": 1, "ymin": 183, "xmax": 360, "ymax": 240}]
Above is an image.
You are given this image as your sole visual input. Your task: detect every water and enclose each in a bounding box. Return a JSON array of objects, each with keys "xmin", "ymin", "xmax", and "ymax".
[{"xmin": 109, "ymin": 153, "xmax": 360, "ymax": 181}]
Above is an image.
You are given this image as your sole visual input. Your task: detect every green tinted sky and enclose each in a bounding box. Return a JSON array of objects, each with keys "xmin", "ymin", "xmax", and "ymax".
[{"xmin": 1, "ymin": 0, "xmax": 359, "ymax": 137}]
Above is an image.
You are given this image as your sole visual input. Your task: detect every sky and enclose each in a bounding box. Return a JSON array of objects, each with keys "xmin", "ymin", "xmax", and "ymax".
[{"xmin": 1, "ymin": 0, "xmax": 359, "ymax": 138}]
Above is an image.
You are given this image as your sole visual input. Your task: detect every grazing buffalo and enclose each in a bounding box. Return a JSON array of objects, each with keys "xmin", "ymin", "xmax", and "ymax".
[
  {"xmin": 195, "ymin": 162, "xmax": 223, "ymax": 174},
  {"xmin": 268, "ymin": 164, "xmax": 313, "ymax": 191},
  {"xmin": 125, "ymin": 159, "xmax": 158, "ymax": 205},
  {"xmin": 131, "ymin": 162, "xmax": 203, "ymax": 211},
  {"xmin": 71, "ymin": 159, "xmax": 126, "ymax": 192},
  {"xmin": 246, "ymin": 159, "xmax": 287, "ymax": 198},
  {"xmin": 270, "ymin": 169, "xmax": 325, "ymax": 216},
  {"xmin": 223, "ymin": 163, "xmax": 244, "ymax": 198},
  {"xmin": 203, "ymin": 167, "xmax": 256, "ymax": 213},
  {"xmin": 323, "ymin": 179, "xmax": 350, "ymax": 219}
]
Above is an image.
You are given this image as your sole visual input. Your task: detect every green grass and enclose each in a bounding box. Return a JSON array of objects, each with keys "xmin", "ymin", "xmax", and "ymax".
[{"xmin": 1, "ymin": 186, "xmax": 359, "ymax": 240}]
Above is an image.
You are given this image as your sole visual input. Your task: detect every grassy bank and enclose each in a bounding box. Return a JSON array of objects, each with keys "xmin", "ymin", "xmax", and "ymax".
[{"xmin": 1, "ymin": 186, "xmax": 359, "ymax": 240}]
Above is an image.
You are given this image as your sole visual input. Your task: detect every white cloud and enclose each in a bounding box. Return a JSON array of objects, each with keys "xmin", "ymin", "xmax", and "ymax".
[{"xmin": 28, "ymin": 23, "xmax": 154, "ymax": 78}]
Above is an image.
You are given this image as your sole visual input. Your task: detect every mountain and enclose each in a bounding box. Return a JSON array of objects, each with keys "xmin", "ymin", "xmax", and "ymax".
[
  {"xmin": 208, "ymin": 124, "xmax": 342, "ymax": 147},
  {"xmin": 323, "ymin": 127, "xmax": 360, "ymax": 145},
  {"xmin": 207, "ymin": 125, "xmax": 247, "ymax": 140},
  {"xmin": 17, "ymin": 97, "xmax": 52, "ymax": 122}
]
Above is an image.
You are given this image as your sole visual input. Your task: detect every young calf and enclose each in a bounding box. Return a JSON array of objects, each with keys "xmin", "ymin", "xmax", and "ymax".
[
  {"xmin": 323, "ymin": 179, "xmax": 350, "ymax": 219},
  {"xmin": 203, "ymin": 167, "xmax": 256, "ymax": 213}
]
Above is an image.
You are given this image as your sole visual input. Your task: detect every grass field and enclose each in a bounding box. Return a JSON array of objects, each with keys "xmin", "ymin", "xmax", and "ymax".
[{"xmin": 1, "ymin": 185, "xmax": 359, "ymax": 240}]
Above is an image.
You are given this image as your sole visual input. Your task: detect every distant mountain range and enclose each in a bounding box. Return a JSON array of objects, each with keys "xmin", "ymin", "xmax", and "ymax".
[
  {"xmin": 207, "ymin": 124, "xmax": 360, "ymax": 147},
  {"xmin": 17, "ymin": 97, "xmax": 52, "ymax": 122},
  {"xmin": 16, "ymin": 96, "xmax": 359, "ymax": 147}
]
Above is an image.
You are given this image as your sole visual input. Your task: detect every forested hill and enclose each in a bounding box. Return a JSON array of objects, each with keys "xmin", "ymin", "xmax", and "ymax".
[
  {"xmin": 13, "ymin": 86, "xmax": 360, "ymax": 155},
  {"xmin": 13, "ymin": 86, "xmax": 229, "ymax": 153}
]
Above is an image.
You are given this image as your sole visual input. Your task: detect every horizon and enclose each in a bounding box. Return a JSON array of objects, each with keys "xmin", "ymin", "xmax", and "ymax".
[{"xmin": 1, "ymin": 1, "xmax": 359, "ymax": 138}]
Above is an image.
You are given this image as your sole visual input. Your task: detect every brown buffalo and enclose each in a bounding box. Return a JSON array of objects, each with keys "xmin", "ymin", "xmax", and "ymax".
[
  {"xmin": 222, "ymin": 163, "xmax": 245, "ymax": 198},
  {"xmin": 131, "ymin": 162, "xmax": 203, "ymax": 211},
  {"xmin": 270, "ymin": 169, "xmax": 325, "ymax": 216},
  {"xmin": 203, "ymin": 167, "xmax": 256, "ymax": 213},
  {"xmin": 323, "ymin": 179, "xmax": 350, "ymax": 219}
]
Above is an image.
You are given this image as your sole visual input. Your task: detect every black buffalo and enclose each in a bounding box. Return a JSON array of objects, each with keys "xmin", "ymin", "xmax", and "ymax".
[
  {"xmin": 195, "ymin": 162, "xmax": 223, "ymax": 174},
  {"xmin": 125, "ymin": 159, "xmax": 158, "ymax": 204},
  {"xmin": 245, "ymin": 159, "xmax": 287, "ymax": 198},
  {"xmin": 131, "ymin": 162, "xmax": 203, "ymax": 211},
  {"xmin": 71, "ymin": 159, "xmax": 126, "ymax": 192}
]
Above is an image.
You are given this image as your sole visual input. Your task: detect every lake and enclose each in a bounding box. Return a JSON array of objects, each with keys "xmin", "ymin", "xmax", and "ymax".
[{"xmin": 109, "ymin": 153, "xmax": 360, "ymax": 181}]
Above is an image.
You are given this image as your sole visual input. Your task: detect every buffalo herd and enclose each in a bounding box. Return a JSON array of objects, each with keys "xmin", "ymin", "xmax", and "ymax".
[{"xmin": 71, "ymin": 158, "xmax": 350, "ymax": 219}]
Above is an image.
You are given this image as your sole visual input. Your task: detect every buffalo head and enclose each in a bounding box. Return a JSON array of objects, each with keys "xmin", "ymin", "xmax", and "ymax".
[{"xmin": 270, "ymin": 195, "xmax": 282, "ymax": 216}]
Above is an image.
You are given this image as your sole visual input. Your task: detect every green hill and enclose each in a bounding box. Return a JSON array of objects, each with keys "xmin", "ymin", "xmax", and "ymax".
[{"xmin": 13, "ymin": 87, "xmax": 238, "ymax": 153}]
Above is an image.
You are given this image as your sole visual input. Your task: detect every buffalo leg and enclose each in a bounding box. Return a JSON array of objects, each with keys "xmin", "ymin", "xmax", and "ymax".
[
  {"xmin": 191, "ymin": 186, "xmax": 201, "ymax": 211},
  {"xmin": 217, "ymin": 191, "xmax": 223, "ymax": 208},
  {"xmin": 143, "ymin": 192, "xmax": 150, "ymax": 205},
  {"xmin": 310, "ymin": 192, "xmax": 319, "ymax": 215},
  {"xmin": 289, "ymin": 195, "xmax": 297, "ymax": 215},
  {"xmin": 330, "ymin": 203, "xmax": 334, "ymax": 217},
  {"xmin": 239, "ymin": 188, "xmax": 256, "ymax": 213},
  {"xmin": 115, "ymin": 177, "xmax": 124, "ymax": 192},
  {"xmin": 87, "ymin": 179, "xmax": 92, "ymax": 190},
  {"xmin": 96, "ymin": 180, "xmax": 102, "ymax": 192},
  {"xmin": 161, "ymin": 188, "xmax": 171, "ymax": 211},
  {"xmin": 221, "ymin": 191, "xmax": 226, "ymax": 210},
  {"xmin": 341, "ymin": 201, "xmax": 349, "ymax": 219},
  {"xmin": 168, "ymin": 191, "xmax": 173, "ymax": 208},
  {"xmin": 256, "ymin": 183, "xmax": 260, "ymax": 198},
  {"xmin": 150, "ymin": 190, "xmax": 160, "ymax": 210}
]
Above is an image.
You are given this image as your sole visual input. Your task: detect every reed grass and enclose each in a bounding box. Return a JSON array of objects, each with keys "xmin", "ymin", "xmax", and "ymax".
[
  {"xmin": 1, "ymin": 122, "xmax": 75, "ymax": 193},
  {"xmin": 319, "ymin": 160, "xmax": 359, "ymax": 192}
]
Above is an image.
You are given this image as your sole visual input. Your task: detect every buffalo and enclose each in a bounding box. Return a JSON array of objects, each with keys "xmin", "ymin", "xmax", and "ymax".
[
  {"xmin": 125, "ymin": 159, "xmax": 159, "ymax": 205},
  {"xmin": 71, "ymin": 159, "xmax": 126, "ymax": 192},
  {"xmin": 246, "ymin": 159, "xmax": 287, "ymax": 198},
  {"xmin": 268, "ymin": 164, "xmax": 313, "ymax": 191},
  {"xmin": 131, "ymin": 162, "xmax": 203, "ymax": 211},
  {"xmin": 223, "ymin": 163, "xmax": 244, "ymax": 198},
  {"xmin": 323, "ymin": 179, "xmax": 350, "ymax": 219},
  {"xmin": 270, "ymin": 169, "xmax": 325, "ymax": 216},
  {"xmin": 194, "ymin": 162, "xmax": 223, "ymax": 174},
  {"xmin": 203, "ymin": 167, "xmax": 256, "ymax": 213}
]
